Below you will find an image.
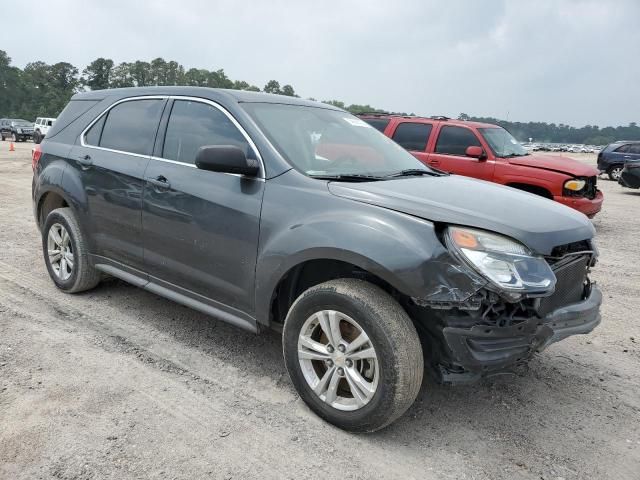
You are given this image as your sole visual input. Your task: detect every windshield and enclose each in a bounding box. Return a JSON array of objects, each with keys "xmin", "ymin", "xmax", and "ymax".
[
  {"xmin": 241, "ymin": 103, "xmax": 432, "ymax": 178},
  {"xmin": 479, "ymin": 127, "xmax": 528, "ymax": 157},
  {"xmin": 12, "ymin": 120, "xmax": 32, "ymax": 127}
]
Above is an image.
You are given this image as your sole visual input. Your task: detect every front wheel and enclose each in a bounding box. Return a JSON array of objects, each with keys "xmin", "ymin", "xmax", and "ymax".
[
  {"xmin": 608, "ymin": 166, "xmax": 623, "ymax": 181},
  {"xmin": 11, "ymin": 133, "xmax": 17, "ymax": 142},
  {"xmin": 283, "ymin": 279, "xmax": 424, "ymax": 432},
  {"xmin": 33, "ymin": 131, "xmax": 42, "ymax": 144}
]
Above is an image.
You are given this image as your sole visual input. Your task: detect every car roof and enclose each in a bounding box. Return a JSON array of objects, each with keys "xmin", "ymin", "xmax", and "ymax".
[
  {"xmin": 357, "ymin": 114, "xmax": 500, "ymax": 129},
  {"xmin": 71, "ymin": 86, "xmax": 343, "ymax": 111}
]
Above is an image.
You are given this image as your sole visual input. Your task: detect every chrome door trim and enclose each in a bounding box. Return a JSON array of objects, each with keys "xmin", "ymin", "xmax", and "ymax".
[{"xmin": 79, "ymin": 94, "xmax": 266, "ymax": 179}]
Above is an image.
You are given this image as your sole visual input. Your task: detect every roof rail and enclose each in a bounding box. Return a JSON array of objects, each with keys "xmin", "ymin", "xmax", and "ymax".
[
  {"xmin": 356, "ymin": 112, "xmax": 392, "ymax": 116},
  {"xmin": 429, "ymin": 115, "xmax": 450, "ymax": 120}
]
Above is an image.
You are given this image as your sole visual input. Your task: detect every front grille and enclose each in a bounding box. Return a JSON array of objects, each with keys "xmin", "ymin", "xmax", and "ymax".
[
  {"xmin": 584, "ymin": 176, "xmax": 598, "ymax": 199},
  {"xmin": 537, "ymin": 255, "xmax": 589, "ymax": 316}
]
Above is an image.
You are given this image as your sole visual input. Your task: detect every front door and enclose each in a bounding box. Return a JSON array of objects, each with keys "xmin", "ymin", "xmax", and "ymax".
[
  {"xmin": 428, "ymin": 125, "xmax": 495, "ymax": 181},
  {"xmin": 142, "ymin": 98, "xmax": 264, "ymax": 315},
  {"xmin": 69, "ymin": 97, "xmax": 166, "ymax": 272}
]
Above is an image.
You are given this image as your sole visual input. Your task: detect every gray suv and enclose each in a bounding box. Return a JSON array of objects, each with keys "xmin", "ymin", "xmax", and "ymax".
[{"xmin": 32, "ymin": 87, "xmax": 602, "ymax": 432}]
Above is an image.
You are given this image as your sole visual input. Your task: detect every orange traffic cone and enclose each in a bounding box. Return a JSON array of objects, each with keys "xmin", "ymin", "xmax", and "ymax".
[{"xmin": 9, "ymin": 142, "xmax": 15, "ymax": 152}]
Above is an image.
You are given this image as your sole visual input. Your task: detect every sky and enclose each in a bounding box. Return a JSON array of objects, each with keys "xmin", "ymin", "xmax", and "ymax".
[{"xmin": 3, "ymin": 0, "xmax": 639, "ymax": 127}]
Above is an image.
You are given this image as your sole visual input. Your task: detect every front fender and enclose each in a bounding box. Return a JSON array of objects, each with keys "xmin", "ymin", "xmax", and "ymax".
[{"xmin": 255, "ymin": 174, "xmax": 487, "ymax": 325}]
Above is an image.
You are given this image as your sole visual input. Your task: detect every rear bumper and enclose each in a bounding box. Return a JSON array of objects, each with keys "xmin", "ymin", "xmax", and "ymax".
[
  {"xmin": 440, "ymin": 285, "xmax": 602, "ymax": 383},
  {"xmin": 554, "ymin": 190, "xmax": 603, "ymax": 217}
]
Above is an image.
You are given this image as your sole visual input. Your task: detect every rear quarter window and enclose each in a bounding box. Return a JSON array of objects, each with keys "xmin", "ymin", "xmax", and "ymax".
[{"xmin": 46, "ymin": 100, "xmax": 100, "ymax": 138}]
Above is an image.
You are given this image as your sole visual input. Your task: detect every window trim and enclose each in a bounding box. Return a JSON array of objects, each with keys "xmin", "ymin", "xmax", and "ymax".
[
  {"xmin": 434, "ymin": 124, "xmax": 483, "ymax": 157},
  {"xmin": 80, "ymin": 95, "xmax": 265, "ymax": 179}
]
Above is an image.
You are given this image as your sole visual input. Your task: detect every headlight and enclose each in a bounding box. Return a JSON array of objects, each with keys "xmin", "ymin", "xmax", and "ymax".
[
  {"xmin": 564, "ymin": 179, "xmax": 586, "ymax": 191},
  {"xmin": 445, "ymin": 226, "xmax": 556, "ymax": 295},
  {"xmin": 17, "ymin": 128, "xmax": 23, "ymax": 133}
]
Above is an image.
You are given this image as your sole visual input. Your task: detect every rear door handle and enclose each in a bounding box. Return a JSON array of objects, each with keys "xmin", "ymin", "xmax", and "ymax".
[
  {"xmin": 146, "ymin": 176, "xmax": 171, "ymax": 189},
  {"xmin": 76, "ymin": 154, "xmax": 93, "ymax": 168}
]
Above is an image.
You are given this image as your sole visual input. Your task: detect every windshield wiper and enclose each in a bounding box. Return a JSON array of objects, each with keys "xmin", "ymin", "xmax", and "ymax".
[
  {"xmin": 385, "ymin": 169, "xmax": 441, "ymax": 178},
  {"xmin": 502, "ymin": 153, "xmax": 530, "ymax": 158},
  {"xmin": 308, "ymin": 173, "xmax": 384, "ymax": 182}
]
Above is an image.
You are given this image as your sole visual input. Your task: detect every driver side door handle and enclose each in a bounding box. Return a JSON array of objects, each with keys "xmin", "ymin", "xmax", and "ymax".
[{"xmin": 146, "ymin": 175, "xmax": 171, "ymax": 190}]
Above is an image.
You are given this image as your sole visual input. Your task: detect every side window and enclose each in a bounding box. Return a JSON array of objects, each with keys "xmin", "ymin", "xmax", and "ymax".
[
  {"xmin": 85, "ymin": 115, "xmax": 107, "ymax": 146},
  {"xmin": 392, "ymin": 122, "xmax": 433, "ymax": 151},
  {"xmin": 99, "ymin": 99, "xmax": 164, "ymax": 155},
  {"xmin": 629, "ymin": 145, "xmax": 640, "ymax": 154},
  {"xmin": 162, "ymin": 100, "xmax": 251, "ymax": 164},
  {"xmin": 435, "ymin": 126, "xmax": 482, "ymax": 155},
  {"xmin": 614, "ymin": 144, "xmax": 630, "ymax": 153},
  {"xmin": 362, "ymin": 118, "xmax": 390, "ymax": 133}
]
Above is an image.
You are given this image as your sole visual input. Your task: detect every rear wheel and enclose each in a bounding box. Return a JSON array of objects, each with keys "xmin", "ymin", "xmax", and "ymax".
[
  {"xmin": 33, "ymin": 131, "xmax": 42, "ymax": 144},
  {"xmin": 283, "ymin": 278, "xmax": 423, "ymax": 432},
  {"xmin": 42, "ymin": 207, "xmax": 101, "ymax": 293},
  {"xmin": 608, "ymin": 166, "xmax": 623, "ymax": 181}
]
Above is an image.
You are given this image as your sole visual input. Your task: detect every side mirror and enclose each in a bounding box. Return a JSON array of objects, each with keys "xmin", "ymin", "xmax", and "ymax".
[
  {"xmin": 465, "ymin": 145, "xmax": 486, "ymax": 160},
  {"xmin": 195, "ymin": 145, "xmax": 260, "ymax": 177}
]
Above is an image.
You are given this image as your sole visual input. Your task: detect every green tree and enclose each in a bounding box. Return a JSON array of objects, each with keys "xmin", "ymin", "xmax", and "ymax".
[
  {"xmin": 82, "ymin": 58, "xmax": 114, "ymax": 90},
  {"xmin": 263, "ymin": 80, "xmax": 281, "ymax": 94},
  {"xmin": 281, "ymin": 84, "xmax": 296, "ymax": 97}
]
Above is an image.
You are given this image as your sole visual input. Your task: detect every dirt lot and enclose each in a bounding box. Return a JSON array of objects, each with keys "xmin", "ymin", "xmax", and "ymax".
[{"xmin": 0, "ymin": 141, "xmax": 638, "ymax": 480}]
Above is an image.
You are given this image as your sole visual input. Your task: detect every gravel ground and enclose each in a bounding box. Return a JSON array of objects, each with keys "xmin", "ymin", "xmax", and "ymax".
[{"xmin": 0, "ymin": 141, "xmax": 638, "ymax": 480}]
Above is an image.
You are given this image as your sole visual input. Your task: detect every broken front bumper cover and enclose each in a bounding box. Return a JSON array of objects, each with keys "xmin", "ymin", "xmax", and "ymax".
[{"xmin": 440, "ymin": 285, "xmax": 602, "ymax": 383}]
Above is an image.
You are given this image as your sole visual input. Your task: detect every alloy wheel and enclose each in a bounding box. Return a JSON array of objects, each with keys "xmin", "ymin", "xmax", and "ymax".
[
  {"xmin": 611, "ymin": 167, "xmax": 623, "ymax": 180},
  {"xmin": 47, "ymin": 223, "xmax": 74, "ymax": 281},
  {"xmin": 297, "ymin": 310, "xmax": 379, "ymax": 411}
]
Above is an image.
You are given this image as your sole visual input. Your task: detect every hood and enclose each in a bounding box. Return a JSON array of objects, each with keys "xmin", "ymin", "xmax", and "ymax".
[
  {"xmin": 507, "ymin": 154, "xmax": 598, "ymax": 177},
  {"xmin": 328, "ymin": 175, "xmax": 594, "ymax": 255}
]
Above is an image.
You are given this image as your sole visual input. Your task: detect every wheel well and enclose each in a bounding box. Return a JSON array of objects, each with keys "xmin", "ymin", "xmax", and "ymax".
[
  {"xmin": 269, "ymin": 259, "xmax": 400, "ymax": 326},
  {"xmin": 38, "ymin": 192, "xmax": 68, "ymax": 228},
  {"xmin": 507, "ymin": 182, "xmax": 553, "ymax": 199},
  {"xmin": 608, "ymin": 164, "xmax": 623, "ymax": 171}
]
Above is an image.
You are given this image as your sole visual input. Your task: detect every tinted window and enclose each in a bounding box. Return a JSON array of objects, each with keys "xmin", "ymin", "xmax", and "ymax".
[
  {"xmin": 629, "ymin": 145, "xmax": 640, "ymax": 154},
  {"xmin": 392, "ymin": 122, "xmax": 433, "ymax": 151},
  {"xmin": 46, "ymin": 100, "xmax": 100, "ymax": 138},
  {"xmin": 614, "ymin": 144, "xmax": 630, "ymax": 153},
  {"xmin": 85, "ymin": 115, "xmax": 106, "ymax": 146},
  {"xmin": 163, "ymin": 100, "xmax": 251, "ymax": 164},
  {"xmin": 362, "ymin": 118, "xmax": 390, "ymax": 133},
  {"xmin": 99, "ymin": 99, "xmax": 164, "ymax": 155},
  {"xmin": 435, "ymin": 126, "xmax": 482, "ymax": 155}
]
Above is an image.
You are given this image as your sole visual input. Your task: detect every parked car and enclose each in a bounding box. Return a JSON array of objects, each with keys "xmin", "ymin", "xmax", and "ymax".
[
  {"xmin": 597, "ymin": 141, "xmax": 640, "ymax": 180},
  {"xmin": 33, "ymin": 117, "xmax": 56, "ymax": 144},
  {"xmin": 0, "ymin": 118, "xmax": 34, "ymax": 142},
  {"xmin": 358, "ymin": 114, "xmax": 603, "ymax": 217},
  {"xmin": 618, "ymin": 160, "xmax": 640, "ymax": 189},
  {"xmin": 33, "ymin": 87, "xmax": 602, "ymax": 432}
]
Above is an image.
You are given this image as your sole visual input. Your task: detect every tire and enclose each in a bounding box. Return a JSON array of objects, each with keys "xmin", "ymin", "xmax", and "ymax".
[
  {"xmin": 34, "ymin": 131, "xmax": 42, "ymax": 144},
  {"xmin": 42, "ymin": 207, "xmax": 101, "ymax": 293},
  {"xmin": 608, "ymin": 166, "xmax": 623, "ymax": 181},
  {"xmin": 11, "ymin": 133, "xmax": 17, "ymax": 142},
  {"xmin": 282, "ymin": 278, "xmax": 423, "ymax": 432}
]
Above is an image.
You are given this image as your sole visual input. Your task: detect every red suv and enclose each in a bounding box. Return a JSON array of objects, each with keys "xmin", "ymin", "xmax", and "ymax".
[{"xmin": 359, "ymin": 115, "xmax": 603, "ymax": 217}]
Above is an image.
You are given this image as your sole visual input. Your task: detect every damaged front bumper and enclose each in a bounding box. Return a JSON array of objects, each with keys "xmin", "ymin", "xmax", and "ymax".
[{"xmin": 437, "ymin": 285, "xmax": 602, "ymax": 384}]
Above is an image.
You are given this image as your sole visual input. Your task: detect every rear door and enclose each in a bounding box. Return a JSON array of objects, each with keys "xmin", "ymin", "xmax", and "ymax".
[
  {"xmin": 142, "ymin": 98, "xmax": 264, "ymax": 315},
  {"xmin": 69, "ymin": 97, "xmax": 166, "ymax": 273},
  {"xmin": 429, "ymin": 125, "xmax": 495, "ymax": 181},
  {"xmin": 389, "ymin": 121, "xmax": 433, "ymax": 166}
]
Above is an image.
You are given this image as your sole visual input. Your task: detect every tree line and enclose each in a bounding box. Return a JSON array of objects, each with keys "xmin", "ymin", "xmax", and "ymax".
[{"xmin": 1, "ymin": 50, "xmax": 637, "ymax": 145}]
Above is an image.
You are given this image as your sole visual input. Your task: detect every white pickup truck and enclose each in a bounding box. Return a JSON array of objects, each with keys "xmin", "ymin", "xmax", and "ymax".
[{"xmin": 33, "ymin": 117, "xmax": 56, "ymax": 144}]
